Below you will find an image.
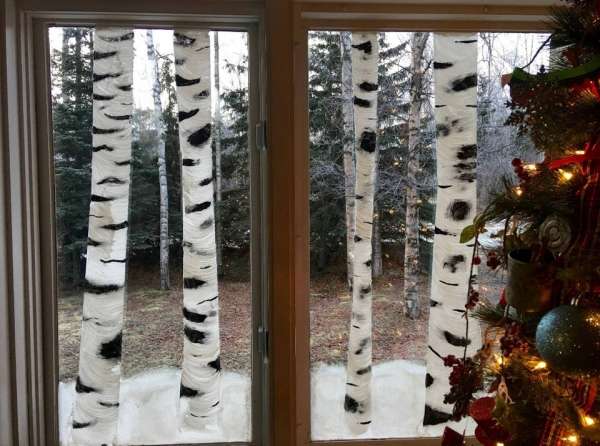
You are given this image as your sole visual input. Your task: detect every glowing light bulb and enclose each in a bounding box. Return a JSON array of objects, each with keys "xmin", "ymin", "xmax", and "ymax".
[
  {"xmin": 583, "ymin": 416, "xmax": 596, "ymax": 426},
  {"xmin": 533, "ymin": 361, "xmax": 547, "ymax": 370},
  {"xmin": 559, "ymin": 169, "xmax": 574, "ymax": 181},
  {"xmin": 564, "ymin": 434, "xmax": 579, "ymax": 444},
  {"xmin": 524, "ymin": 164, "xmax": 537, "ymax": 171},
  {"xmin": 514, "ymin": 186, "xmax": 523, "ymax": 196},
  {"xmin": 575, "ymin": 150, "xmax": 585, "ymax": 155},
  {"xmin": 496, "ymin": 443, "xmax": 505, "ymax": 446}
]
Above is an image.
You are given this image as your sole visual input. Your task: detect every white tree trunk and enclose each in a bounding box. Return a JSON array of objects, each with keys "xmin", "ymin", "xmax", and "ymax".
[
  {"xmin": 173, "ymin": 29, "xmax": 222, "ymax": 428},
  {"xmin": 404, "ymin": 32, "xmax": 429, "ymax": 320},
  {"xmin": 145, "ymin": 30, "xmax": 170, "ymax": 290},
  {"xmin": 340, "ymin": 31, "xmax": 356, "ymax": 288},
  {"xmin": 71, "ymin": 27, "xmax": 134, "ymax": 445},
  {"xmin": 423, "ymin": 33, "xmax": 482, "ymax": 426},
  {"xmin": 213, "ymin": 32, "xmax": 223, "ymax": 269},
  {"xmin": 344, "ymin": 32, "xmax": 379, "ymax": 434}
]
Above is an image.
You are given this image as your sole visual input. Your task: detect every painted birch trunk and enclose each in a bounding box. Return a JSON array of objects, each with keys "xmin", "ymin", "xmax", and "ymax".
[
  {"xmin": 71, "ymin": 27, "xmax": 134, "ymax": 445},
  {"xmin": 423, "ymin": 33, "xmax": 482, "ymax": 426},
  {"xmin": 340, "ymin": 31, "xmax": 356, "ymax": 289},
  {"xmin": 404, "ymin": 32, "xmax": 429, "ymax": 320},
  {"xmin": 344, "ymin": 32, "xmax": 379, "ymax": 434},
  {"xmin": 173, "ymin": 30, "xmax": 222, "ymax": 428},
  {"xmin": 145, "ymin": 29, "xmax": 170, "ymax": 290}
]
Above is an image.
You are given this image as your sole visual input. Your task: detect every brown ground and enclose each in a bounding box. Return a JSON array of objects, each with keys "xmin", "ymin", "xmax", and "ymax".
[{"xmin": 59, "ymin": 264, "xmax": 432, "ymax": 382}]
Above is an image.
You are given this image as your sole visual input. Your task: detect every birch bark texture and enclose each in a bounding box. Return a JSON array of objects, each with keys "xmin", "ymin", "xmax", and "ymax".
[
  {"xmin": 404, "ymin": 32, "xmax": 429, "ymax": 320},
  {"xmin": 340, "ymin": 31, "xmax": 356, "ymax": 288},
  {"xmin": 423, "ymin": 33, "xmax": 482, "ymax": 426},
  {"xmin": 71, "ymin": 27, "xmax": 134, "ymax": 446},
  {"xmin": 145, "ymin": 29, "xmax": 170, "ymax": 290},
  {"xmin": 173, "ymin": 30, "xmax": 222, "ymax": 428},
  {"xmin": 344, "ymin": 32, "xmax": 379, "ymax": 434}
]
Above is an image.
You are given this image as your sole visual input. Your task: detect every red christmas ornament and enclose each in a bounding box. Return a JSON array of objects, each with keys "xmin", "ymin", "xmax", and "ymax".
[
  {"xmin": 441, "ymin": 426, "xmax": 465, "ymax": 446},
  {"xmin": 469, "ymin": 397, "xmax": 495, "ymax": 422}
]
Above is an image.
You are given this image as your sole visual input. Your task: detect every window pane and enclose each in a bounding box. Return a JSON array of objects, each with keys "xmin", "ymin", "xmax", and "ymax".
[
  {"xmin": 308, "ymin": 31, "xmax": 549, "ymax": 440},
  {"xmin": 52, "ymin": 27, "xmax": 253, "ymax": 445}
]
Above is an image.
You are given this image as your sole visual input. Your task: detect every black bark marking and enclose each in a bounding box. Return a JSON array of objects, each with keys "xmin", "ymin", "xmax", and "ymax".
[
  {"xmin": 84, "ymin": 281, "xmax": 121, "ymax": 294},
  {"xmin": 354, "ymin": 235, "xmax": 362, "ymax": 242},
  {"xmin": 73, "ymin": 421, "xmax": 93, "ymax": 429},
  {"xmin": 358, "ymin": 81, "xmax": 378, "ymax": 91},
  {"xmin": 98, "ymin": 401, "xmax": 119, "ymax": 407},
  {"xmin": 208, "ymin": 357, "xmax": 221, "ymax": 371},
  {"xmin": 174, "ymin": 33, "xmax": 196, "ymax": 47},
  {"xmin": 180, "ymin": 384, "xmax": 198, "ymax": 397},
  {"xmin": 114, "ymin": 160, "xmax": 131, "ymax": 166},
  {"xmin": 364, "ymin": 259, "xmax": 371, "ymax": 267},
  {"xmin": 433, "ymin": 62, "xmax": 453, "ymax": 69},
  {"xmin": 448, "ymin": 199, "xmax": 471, "ymax": 221},
  {"xmin": 425, "ymin": 373, "xmax": 434, "ymax": 387},
  {"xmin": 360, "ymin": 285, "xmax": 371, "ymax": 296},
  {"xmin": 93, "ymin": 126, "xmax": 120, "ymax": 135},
  {"xmin": 91, "ymin": 194, "xmax": 114, "ymax": 202},
  {"xmin": 457, "ymin": 144, "xmax": 477, "ymax": 160},
  {"xmin": 75, "ymin": 377, "xmax": 97, "ymax": 393},
  {"xmin": 434, "ymin": 227, "xmax": 454, "ymax": 236},
  {"xmin": 356, "ymin": 366, "xmax": 371, "ymax": 375},
  {"xmin": 198, "ymin": 296, "xmax": 218, "ymax": 305},
  {"xmin": 439, "ymin": 280, "xmax": 459, "ymax": 287},
  {"xmin": 444, "ymin": 330, "xmax": 471, "ymax": 347},
  {"xmin": 175, "ymin": 74, "xmax": 200, "ymax": 86},
  {"xmin": 97, "ymin": 176, "xmax": 126, "ymax": 185},
  {"xmin": 93, "ymin": 93, "xmax": 115, "ymax": 101},
  {"xmin": 100, "ymin": 258, "xmax": 127, "ymax": 264},
  {"xmin": 185, "ymin": 201, "xmax": 211, "ymax": 214},
  {"xmin": 178, "ymin": 109, "xmax": 199, "ymax": 121},
  {"xmin": 87, "ymin": 238, "xmax": 102, "ymax": 247},
  {"xmin": 118, "ymin": 85, "xmax": 132, "ymax": 91},
  {"xmin": 184, "ymin": 326, "xmax": 207, "ymax": 344},
  {"xmin": 93, "ymin": 73, "xmax": 121, "ymax": 82},
  {"xmin": 99, "ymin": 332, "xmax": 122, "ymax": 359},
  {"xmin": 212, "ymin": 401, "xmax": 220, "ymax": 407},
  {"xmin": 435, "ymin": 104, "xmax": 447, "ymax": 108},
  {"xmin": 200, "ymin": 218, "xmax": 213, "ymax": 229},
  {"xmin": 199, "ymin": 177, "xmax": 212, "ymax": 186},
  {"xmin": 438, "ymin": 185, "xmax": 452, "ymax": 189},
  {"xmin": 443, "ymin": 255, "xmax": 466, "ymax": 273},
  {"xmin": 194, "ymin": 90, "xmax": 210, "ymax": 100},
  {"xmin": 450, "ymin": 74, "xmax": 477, "ymax": 92},
  {"xmin": 93, "ymin": 144, "xmax": 114, "ymax": 152},
  {"xmin": 188, "ymin": 124, "xmax": 212, "ymax": 147},
  {"xmin": 430, "ymin": 299, "xmax": 440, "ymax": 307},
  {"xmin": 360, "ymin": 131, "xmax": 376, "ymax": 153},
  {"xmin": 354, "ymin": 337, "xmax": 370, "ymax": 355},
  {"xmin": 455, "ymin": 39, "xmax": 477, "ymax": 43},
  {"xmin": 100, "ymin": 32, "xmax": 134, "ymax": 42},
  {"xmin": 459, "ymin": 172, "xmax": 477, "ymax": 182},
  {"xmin": 183, "ymin": 307, "xmax": 208, "ymax": 323},
  {"xmin": 423, "ymin": 405, "xmax": 452, "ymax": 425},
  {"xmin": 346, "ymin": 382, "xmax": 358, "ymax": 387},
  {"xmin": 436, "ymin": 124, "xmax": 450, "ymax": 137},
  {"xmin": 184, "ymin": 278, "xmax": 207, "ymax": 289},
  {"xmin": 360, "ymin": 421, "xmax": 372, "ymax": 425},
  {"xmin": 353, "ymin": 96, "xmax": 371, "ymax": 107},
  {"xmin": 182, "ymin": 158, "xmax": 201, "ymax": 166},
  {"xmin": 355, "ymin": 194, "xmax": 364, "ymax": 199},
  {"xmin": 93, "ymin": 50, "xmax": 117, "ymax": 60},
  {"xmin": 104, "ymin": 113, "xmax": 131, "ymax": 121},
  {"xmin": 101, "ymin": 221, "xmax": 128, "ymax": 231},
  {"xmin": 351, "ymin": 40, "xmax": 372, "ymax": 54},
  {"xmin": 344, "ymin": 395, "xmax": 359, "ymax": 413}
]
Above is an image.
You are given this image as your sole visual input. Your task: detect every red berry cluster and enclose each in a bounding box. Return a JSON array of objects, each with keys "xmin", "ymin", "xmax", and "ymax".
[
  {"xmin": 499, "ymin": 322, "xmax": 529, "ymax": 357},
  {"xmin": 486, "ymin": 251, "xmax": 500, "ymax": 269},
  {"xmin": 465, "ymin": 289, "xmax": 480, "ymax": 310},
  {"xmin": 443, "ymin": 355, "xmax": 484, "ymax": 420}
]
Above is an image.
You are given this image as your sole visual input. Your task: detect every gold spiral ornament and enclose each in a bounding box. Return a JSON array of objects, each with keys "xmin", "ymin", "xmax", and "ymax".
[{"xmin": 539, "ymin": 214, "xmax": 572, "ymax": 254}]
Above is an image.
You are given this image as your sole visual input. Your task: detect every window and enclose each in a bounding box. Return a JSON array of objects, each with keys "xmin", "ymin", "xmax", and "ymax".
[{"xmin": 306, "ymin": 31, "xmax": 548, "ymax": 442}]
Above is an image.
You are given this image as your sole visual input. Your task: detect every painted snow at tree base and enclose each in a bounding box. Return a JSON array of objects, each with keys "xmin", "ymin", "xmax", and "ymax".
[
  {"xmin": 344, "ymin": 32, "xmax": 379, "ymax": 434},
  {"xmin": 70, "ymin": 27, "xmax": 134, "ymax": 446},
  {"xmin": 423, "ymin": 33, "xmax": 482, "ymax": 426},
  {"xmin": 173, "ymin": 29, "xmax": 223, "ymax": 428}
]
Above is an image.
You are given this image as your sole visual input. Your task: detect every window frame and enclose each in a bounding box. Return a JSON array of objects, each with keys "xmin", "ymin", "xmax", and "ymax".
[
  {"xmin": 291, "ymin": 3, "xmax": 552, "ymax": 446},
  {"xmin": 4, "ymin": 3, "xmax": 269, "ymax": 446}
]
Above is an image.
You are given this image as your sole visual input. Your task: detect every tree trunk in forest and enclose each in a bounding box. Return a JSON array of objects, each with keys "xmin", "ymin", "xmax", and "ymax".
[
  {"xmin": 146, "ymin": 30, "xmax": 170, "ymax": 290},
  {"xmin": 423, "ymin": 32, "xmax": 482, "ymax": 428},
  {"xmin": 340, "ymin": 31, "xmax": 356, "ymax": 288},
  {"xmin": 344, "ymin": 32, "xmax": 379, "ymax": 434},
  {"xmin": 71, "ymin": 28, "xmax": 134, "ymax": 445},
  {"xmin": 173, "ymin": 29, "xmax": 222, "ymax": 428},
  {"xmin": 371, "ymin": 162, "xmax": 383, "ymax": 279},
  {"xmin": 403, "ymin": 32, "xmax": 429, "ymax": 320},
  {"xmin": 213, "ymin": 32, "xmax": 223, "ymax": 270},
  {"xmin": 61, "ymin": 30, "xmax": 69, "ymax": 104}
]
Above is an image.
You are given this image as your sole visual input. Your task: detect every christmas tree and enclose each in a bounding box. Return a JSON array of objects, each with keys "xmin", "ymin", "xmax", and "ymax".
[{"xmin": 441, "ymin": 1, "xmax": 600, "ymax": 445}]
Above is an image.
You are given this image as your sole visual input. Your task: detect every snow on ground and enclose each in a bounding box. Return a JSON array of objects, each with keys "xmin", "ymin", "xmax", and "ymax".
[
  {"xmin": 311, "ymin": 360, "xmax": 474, "ymax": 440},
  {"xmin": 59, "ymin": 361, "xmax": 473, "ymax": 444},
  {"xmin": 59, "ymin": 368, "xmax": 251, "ymax": 445}
]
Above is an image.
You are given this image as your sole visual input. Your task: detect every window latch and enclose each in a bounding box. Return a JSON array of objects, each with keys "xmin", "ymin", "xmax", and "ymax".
[
  {"xmin": 256, "ymin": 120, "xmax": 267, "ymax": 152},
  {"xmin": 258, "ymin": 325, "xmax": 269, "ymax": 358}
]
